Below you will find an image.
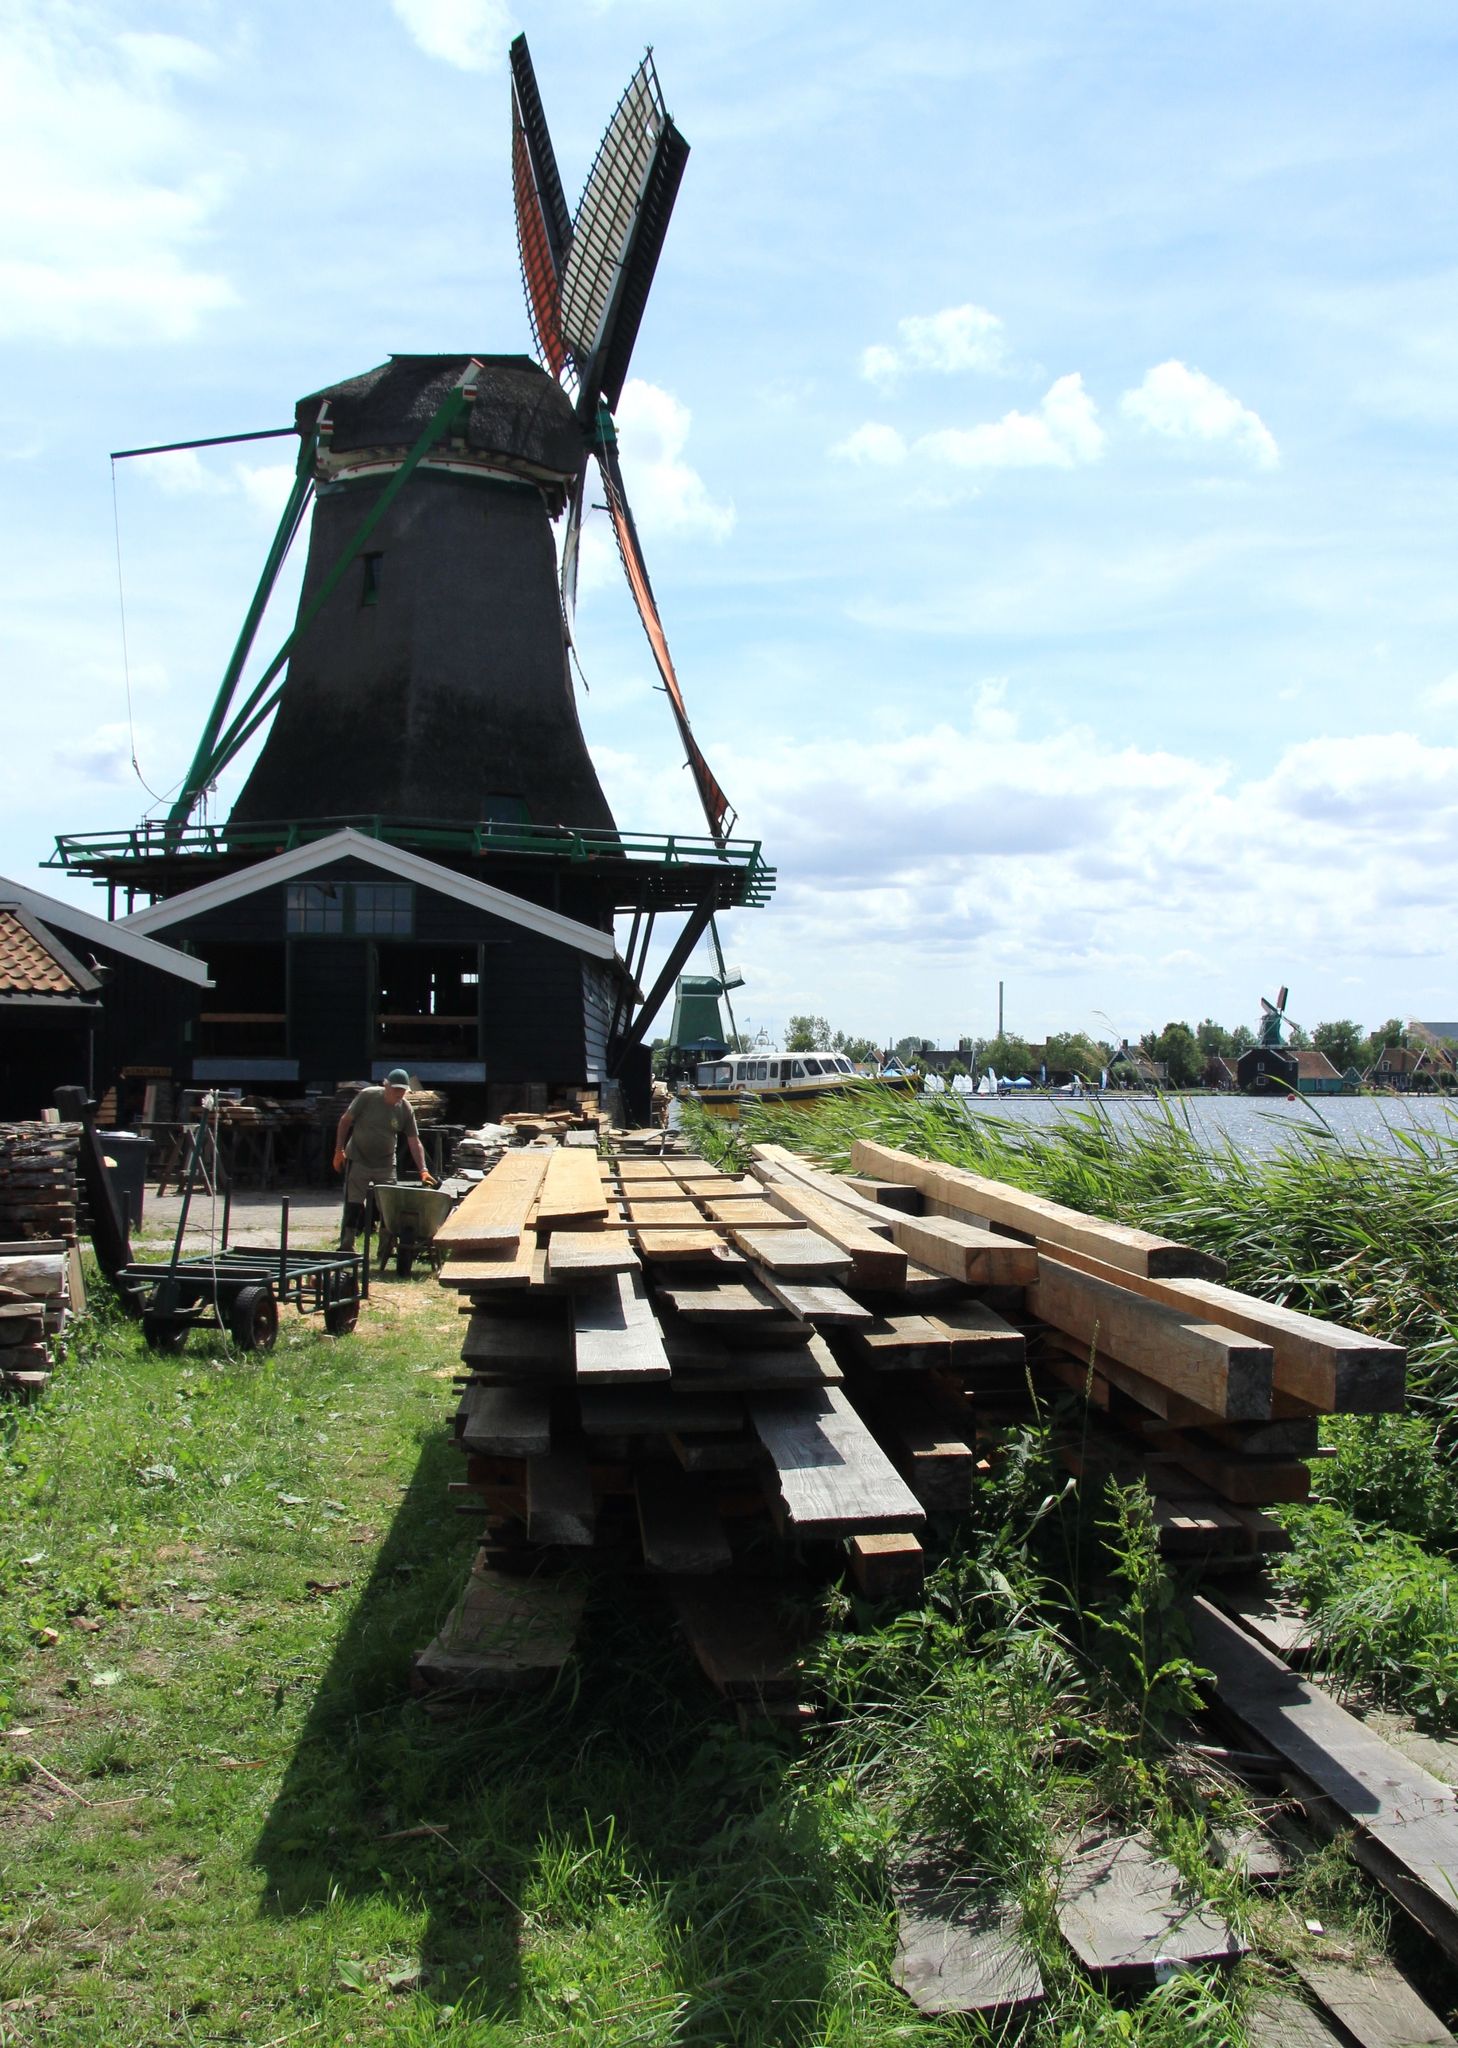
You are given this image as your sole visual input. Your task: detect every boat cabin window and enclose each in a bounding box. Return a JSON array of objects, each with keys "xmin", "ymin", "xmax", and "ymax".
[
  {"xmin": 804, "ymin": 1057, "xmax": 824, "ymax": 1075},
  {"xmin": 696, "ymin": 1062, "xmax": 733, "ymax": 1086},
  {"xmin": 750, "ymin": 1059, "xmax": 768, "ymax": 1082},
  {"xmin": 836, "ymin": 1056, "xmax": 853, "ymax": 1073},
  {"xmin": 791, "ymin": 1060, "xmax": 807, "ymax": 1080}
]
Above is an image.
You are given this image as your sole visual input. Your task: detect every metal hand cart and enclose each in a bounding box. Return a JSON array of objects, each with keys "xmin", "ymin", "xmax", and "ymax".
[{"xmin": 118, "ymin": 1120, "xmax": 366, "ymax": 1352}]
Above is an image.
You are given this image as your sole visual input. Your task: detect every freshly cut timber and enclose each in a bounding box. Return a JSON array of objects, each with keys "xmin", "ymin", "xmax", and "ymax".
[
  {"xmin": 543, "ymin": 1231, "xmax": 640, "ymax": 1282},
  {"xmin": 852, "ymin": 1139, "xmax": 1226, "ymax": 1280},
  {"xmin": 1027, "ymin": 1259, "xmax": 1273, "ymax": 1420},
  {"xmin": 537, "ymin": 1149, "xmax": 610, "ymax": 1231},
  {"xmin": 1036, "ymin": 1244, "xmax": 1404, "ymax": 1413},
  {"xmin": 759, "ymin": 1180, "xmax": 908, "ymax": 1288},
  {"xmin": 435, "ymin": 1151, "xmax": 550, "ymax": 1254},
  {"xmin": 886, "ymin": 1214, "xmax": 1039, "ymax": 1287}
]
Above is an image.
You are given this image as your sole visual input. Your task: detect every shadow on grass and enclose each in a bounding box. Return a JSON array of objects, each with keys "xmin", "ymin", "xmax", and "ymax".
[{"xmin": 250, "ymin": 1417, "xmax": 848, "ymax": 2040}]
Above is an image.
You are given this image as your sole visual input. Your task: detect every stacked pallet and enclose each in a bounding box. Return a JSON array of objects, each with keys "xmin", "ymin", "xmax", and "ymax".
[
  {"xmin": 0, "ymin": 1240, "xmax": 71, "ymax": 1399},
  {"xmin": 0, "ymin": 1122, "xmax": 81, "ymax": 1244},
  {"xmin": 416, "ymin": 1138, "xmax": 1402, "ymax": 1702}
]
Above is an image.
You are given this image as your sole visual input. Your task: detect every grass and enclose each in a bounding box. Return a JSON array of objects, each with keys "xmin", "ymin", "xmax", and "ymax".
[{"xmin": 0, "ymin": 1249, "xmax": 1443, "ymax": 2044}]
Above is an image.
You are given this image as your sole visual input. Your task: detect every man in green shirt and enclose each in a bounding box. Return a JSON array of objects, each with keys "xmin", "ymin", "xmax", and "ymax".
[{"xmin": 333, "ymin": 1069, "xmax": 432, "ymax": 1252}]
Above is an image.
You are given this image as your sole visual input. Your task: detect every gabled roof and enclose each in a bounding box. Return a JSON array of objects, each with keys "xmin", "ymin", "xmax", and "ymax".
[
  {"xmin": 0, "ymin": 873, "xmax": 212, "ymax": 987},
  {"xmin": 0, "ymin": 905, "xmax": 102, "ymax": 1007},
  {"xmin": 121, "ymin": 828, "xmax": 616, "ymax": 960},
  {"xmin": 1293, "ymin": 1047, "xmax": 1341, "ymax": 1080}
]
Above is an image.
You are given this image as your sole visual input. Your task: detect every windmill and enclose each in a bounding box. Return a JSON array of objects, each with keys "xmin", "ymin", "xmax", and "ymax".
[
  {"xmin": 1258, "ymin": 986, "xmax": 1290, "ymax": 1047},
  {"xmin": 53, "ymin": 36, "xmax": 771, "ymax": 1104}
]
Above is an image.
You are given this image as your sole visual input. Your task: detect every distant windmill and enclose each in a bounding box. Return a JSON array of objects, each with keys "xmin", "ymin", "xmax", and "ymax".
[{"xmin": 1258, "ymin": 986, "xmax": 1290, "ymax": 1047}]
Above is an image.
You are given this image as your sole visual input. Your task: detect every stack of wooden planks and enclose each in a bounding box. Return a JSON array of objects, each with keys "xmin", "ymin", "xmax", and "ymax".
[
  {"xmin": 0, "ymin": 1240, "xmax": 73, "ymax": 1399},
  {"xmin": 416, "ymin": 1135, "xmax": 1403, "ymax": 1702},
  {"xmin": 849, "ymin": 1138, "xmax": 1404, "ymax": 1545},
  {"xmin": 0, "ymin": 1122, "xmax": 80, "ymax": 1245}
]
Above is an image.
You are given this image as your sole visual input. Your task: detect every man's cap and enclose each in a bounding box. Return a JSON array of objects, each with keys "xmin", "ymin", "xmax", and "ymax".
[{"xmin": 384, "ymin": 1068, "xmax": 411, "ymax": 1088}]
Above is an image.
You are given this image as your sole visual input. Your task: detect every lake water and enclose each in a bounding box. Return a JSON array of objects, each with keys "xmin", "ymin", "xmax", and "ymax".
[{"xmin": 925, "ymin": 1091, "xmax": 1458, "ymax": 1160}]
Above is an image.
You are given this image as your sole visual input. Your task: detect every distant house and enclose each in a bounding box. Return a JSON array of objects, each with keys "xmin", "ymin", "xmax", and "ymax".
[
  {"xmin": 1372, "ymin": 1041, "xmax": 1454, "ymax": 1091},
  {"xmin": 1109, "ymin": 1040, "xmax": 1166, "ymax": 1088},
  {"xmin": 1204, "ymin": 1055, "xmax": 1239, "ymax": 1091},
  {"xmin": 1291, "ymin": 1047, "xmax": 1344, "ymax": 1095},
  {"xmin": 922, "ymin": 1038, "xmax": 974, "ymax": 1075}
]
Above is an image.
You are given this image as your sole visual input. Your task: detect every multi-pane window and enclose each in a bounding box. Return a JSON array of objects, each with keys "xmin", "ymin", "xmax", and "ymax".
[
  {"xmin": 286, "ymin": 882, "xmax": 413, "ymax": 936},
  {"xmin": 352, "ymin": 884, "xmax": 413, "ymax": 935}
]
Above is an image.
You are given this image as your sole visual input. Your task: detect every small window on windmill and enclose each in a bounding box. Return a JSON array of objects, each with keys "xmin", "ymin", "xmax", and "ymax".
[{"xmin": 361, "ymin": 552, "xmax": 383, "ymax": 606}]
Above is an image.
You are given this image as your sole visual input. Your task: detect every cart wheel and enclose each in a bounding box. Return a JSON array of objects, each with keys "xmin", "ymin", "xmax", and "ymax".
[
  {"xmin": 229, "ymin": 1285, "xmax": 279, "ymax": 1352},
  {"xmin": 324, "ymin": 1274, "xmax": 360, "ymax": 1336},
  {"xmin": 141, "ymin": 1315, "xmax": 189, "ymax": 1354}
]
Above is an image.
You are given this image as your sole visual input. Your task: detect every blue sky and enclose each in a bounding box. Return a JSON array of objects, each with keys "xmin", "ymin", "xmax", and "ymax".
[{"xmin": 4, "ymin": 0, "xmax": 1457, "ymax": 1051}]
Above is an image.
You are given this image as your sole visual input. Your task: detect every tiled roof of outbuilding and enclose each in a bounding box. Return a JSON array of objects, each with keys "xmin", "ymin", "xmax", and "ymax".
[{"xmin": 0, "ymin": 907, "xmax": 93, "ymax": 998}]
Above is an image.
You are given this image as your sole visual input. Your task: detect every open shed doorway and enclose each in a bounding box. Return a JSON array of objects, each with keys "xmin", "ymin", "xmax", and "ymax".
[{"xmin": 374, "ymin": 944, "xmax": 480, "ymax": 1064}]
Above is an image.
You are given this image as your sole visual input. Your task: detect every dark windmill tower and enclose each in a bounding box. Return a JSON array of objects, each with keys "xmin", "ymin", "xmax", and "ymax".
[{"xmin": 53, "ymin": 39, "xmax": 772, "ymax": 1121}]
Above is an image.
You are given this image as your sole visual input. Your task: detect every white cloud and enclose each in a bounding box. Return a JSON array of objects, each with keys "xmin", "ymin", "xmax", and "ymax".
[
  {"xmin": 1419, "ymin": 673, "xmax": 1458, "ymax": 714},
  {"xmin": 236, "ymin": 463, "xmax": 298, "ymax": 520},
  {"xmin": 1120, "ymin": 360, "xmax": 1279, "ymax": 468},
  {"xmin": 861, "ymin": 304, "xmax": 1011, "ymax": 384},
  {"xmin": 70, "ymin": 722, "xmax": 143, "ymax": 786},
  {"xmin": 137, "ymin": 453, "xmax": 297, "ymax": 520},
  {"xmin": 831, "ymin": 422, "xmax": 908, "ymax": 466},
  {"xmin": 917, "ymin": 373, "xmax": 1106, "ymax": 470},
  {"xmin": 613, "ymin": 380, "xmax": 735, "ymax": 542},
  {"xmin": 389, "ymin": 0, "xmax": 513, "ymax": 73},
  {"xmin": 0, "ymin": 8, "xmax": 235, "ymax": 346}
]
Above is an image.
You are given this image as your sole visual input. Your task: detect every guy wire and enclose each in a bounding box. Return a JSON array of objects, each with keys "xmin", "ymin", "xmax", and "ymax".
[{"xmin": 109, "ymin": 457, "xmax": 169, "ymax": 806}]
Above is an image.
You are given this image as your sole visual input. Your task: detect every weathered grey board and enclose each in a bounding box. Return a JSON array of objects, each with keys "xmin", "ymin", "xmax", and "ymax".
[
  {"xmin": 666, "ymin": 1329, "xmax": 843, "ymax": 1392},
  {"xmin": 893, "ymin": 1859, "xmax": 1044, "ymax": 2017},
  {"xmin": 577, "ymin": 1387, "xmax": 743, "ymax": 1436},
  {"xmin": 757, "ymin": 1275, "xmax": 872, "ymax": 1326},
  {"xmin": 1054, "ymin": 1829, "xmax": 1244, "ymax": 1978},
  {"xmin": 1191, "ymin": 1597, "xmax": 1458, "ymax": 1959},
  {"xmin": 748, "ymin": 1385, "xmax": 926, "ymax": 1536},
  {"xmin": 461, "ymin": 1312, "xmax": 571, "ymax": 1370},
  {"xmin": 729, "ymin": 1227, "xmax": 853, "ymax": 1279},
  {"xmin": 657, "ymin": 1278, "xmax": 794, "ymax": 1326},
  {"xmin": 1208, "ymin": 1824, "xmax": 1289, "ymax": 1884},
  {"xmin": 927, "ymin": 1298, "xmax": 1027, "ymax": 1367},
  {"xmin": 573, "ymin": 1270, "xmax": 672, "ymax": 1384},
  {"xmin": 457, "ymin": 1382, "xmax": 552, "ymax": 1456},
  {"xmin": 1208, "ymin": 1579, "xmax": 1315, "ymax": 1662},
  {"xmin": 526, "ymin": 1443, "xmax": 595, "ymax": 1546},
  {"xmin": 414, "ymin": 1567, "xmax": 585, "ymax": 1691},
  {"xmin": 635, "ymin": 1462, "xmax": 733, "ymax": 1573},
  {"xmin": 669, "ymin": 1427, "xmax": 763, "ymax": 1472},
  {"xmin": 1294, "ymin": 1959, "xmax": 1457, "ymax": 2048},
  {"xmin": 1246, "ymin": 1990, "xmax": 1345, "ymax": 2047},
  {"xmin": 846, "ymin": 1313, "xmax": 953, "ymax": 1372},
  {"xmin": 544, "ymin": 1231, "xmax": 640, "ymax": 1282},
  {"xmin": 666, "ymin": 1575, "xmax": 808, "ymax": 1699}
]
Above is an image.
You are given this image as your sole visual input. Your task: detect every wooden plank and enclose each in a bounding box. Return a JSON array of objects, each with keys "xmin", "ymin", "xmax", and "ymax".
[
  {"xmin": 669, "ymin": 1428, "xmax": 762, "ymax": 1473},
  {"xmin": 1208, "ymin": 1579, "xmax": 1314, "ymax": 1662},
  {"xmin": 893, "ymin": 1857, "xmax": 1043, "ymax": 2016},
  {"xmin": 924, "ymin": 1298, "xmax": 1027, "ymax": 1368},
  {"xmin": 757, "ymin": 1275, "xmax": 872, "ymax": 1326},
  {"xmin": 847, "ymin": 1532, "xmax": 925, "ymax": 1603},
  {"xmin": 1153, "ymin": 1429, "xmax": 1311, "ymax": 1506},
  {"xmin": 1191, "ymin": 1596, "xmax": 1458, "ymax": 1960},
  {"xmin": 573, "ymin": 1270, "xmax": 672, "ymax": 1385},
  {"xmin": 1246, "ymin": 1991, "xmax": 1345, "ymax": 2047},
  {"xmin": 543, "ymin": 1231, "xmax": 640, "ymax": 1283},
  {"xmin": 1054, "ymin": 1828, "xmax": 1244, "ymax": 1979},
  {"xmin": 1294, "ymin": 1960, "xmax": 1457, "ymax": 2048},
  {"xmin": 577, "ymin": 1387, "xmax": 742, "ymax": 1434},
  {"xmin": 614, "ymin": 1160, "xmax": 675, "ymax": 1180},
  {"xmin": 760, "ymin": 1180, "xmax": 909, "ymax": 1289},
  {"xmin": 1039, "ymin": 1244, "xmax": 1404, "ymax": 1414},
  {"xmin": 727, "ymin": 1227, "xmax": 853, "ymax": 1279},
  {"xmin": 852, "ymin": 1138, "xmax": 1225, "ymax": 1280},
  {"xmin": 434, "ymin": 1149, "xmax": 549, "ymax": 1252},
  {"xmin": 888, "ymin": 1214, "xmax": 1039, "ymax": 1287},
  {"xmin": 664, "ymin": 1328, "xmax": 843, "ymax": 1392},
  {"xmin": 414, "ymin": 1566, "xmax": 585, "ymax": 1691},
  {"xmin": 751, "ymin": 1145, "xmax": 907, "ymax": 1228},
  {"xmin": 456, "ymin": 1382, "xmax": 552, "ymax": 1456},
  {"xmin": 537, "ymin": 1148, "xmax": 610, "ymax": 1230},
  {"xmin": 656, "ymin": 1278, "xmax": 792, "ymax": 1326},
  {"xmin": 701, "ymin": 1197, "xmax": 799, "ymax": 1228},
  {"xmin": 526, "ymin": 1443, "xmax": 596, "ymax": 1546},
  {"xmin": 846, "ymin": 1312, "xmax": 953, "ymax": 1373},
  {"xmin": 844, "ymin": 1176, "xmax": 923, "ymax": 1214},
  {"xmin": 624, "ymin": 1198, "xmax": 704, "ymax": 1227},
  {"xmin": 677, "ymin": 1176, "xmax": 746, "ymax": 1200},
  {"xmin": 632, "ymin": 1228, "xmax": 735, "ymax": 1263},
  {"xmin": 749, "ymin": 1385, "xmax": 926, "ymax": 1536},
  {"xmin": 635, "ymin": 1462, "xmax": 733, "ymax": 1573},
  {"xmin": 461, "ymin": 1311, "xmax": 570, "ymax": 1370},
  {"xmin": 437, "ymin": 1249, "xmax": 534, "ymax": 1291},
  {"xmin": 1027, "ymin": 1259, "xmax": 1274, "ymax": 1420},
  {"xmin": 667, "ymin": 1575, "xmax": 809, "ymax": 1700}
]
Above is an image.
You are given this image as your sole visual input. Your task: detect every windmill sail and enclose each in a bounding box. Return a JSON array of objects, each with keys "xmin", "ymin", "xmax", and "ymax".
[
  {"xmin": 512, "ymin": 101, "xmax": 568, "ymax": 379},
  {"xmin": 598, "ymin": 438, "xmax": 732, "ymax": 846},
  {"xmin": 560, "ymin": 57, "xmax": 669, "ymax": 378}
]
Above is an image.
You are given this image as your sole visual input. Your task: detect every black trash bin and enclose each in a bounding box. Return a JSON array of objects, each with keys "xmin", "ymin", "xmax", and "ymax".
[{"xmin": 103, "ymin": 1132, "xmax": 153, "ymax": 1229}]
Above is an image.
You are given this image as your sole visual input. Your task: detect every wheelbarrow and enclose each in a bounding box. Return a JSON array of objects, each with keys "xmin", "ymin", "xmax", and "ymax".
[{"xmin": 369, "ymin": 1181, "xmax": 457, "ymax": 1279}]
